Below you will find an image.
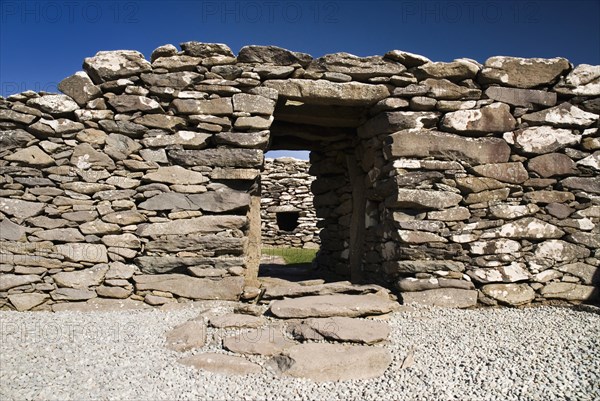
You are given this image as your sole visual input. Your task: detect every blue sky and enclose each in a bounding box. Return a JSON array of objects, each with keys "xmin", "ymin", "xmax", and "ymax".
[{"xmin": 1, "ymin": 0, "xmax": 598, "ymax": 159}]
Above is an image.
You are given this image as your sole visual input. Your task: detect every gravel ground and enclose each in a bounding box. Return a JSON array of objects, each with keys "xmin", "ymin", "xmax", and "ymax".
[{"xmin": 1, "ymin": 303, "xmax": 599, "ymax": 401}]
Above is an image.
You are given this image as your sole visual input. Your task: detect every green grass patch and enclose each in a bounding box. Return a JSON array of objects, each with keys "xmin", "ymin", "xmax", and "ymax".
[{"xmin": 261, "ymin": 247, "xmax": 318, "ymax": 265}]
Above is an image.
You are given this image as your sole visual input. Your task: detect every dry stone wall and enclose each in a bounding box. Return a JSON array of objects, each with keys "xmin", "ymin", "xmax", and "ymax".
[
  {"xmin": 261, "ymin": 158, "xmax": 320, "ymax": 249},
  {"xmin": 0, "ymin": 41, "xmax": 598, "ymax": 311}
]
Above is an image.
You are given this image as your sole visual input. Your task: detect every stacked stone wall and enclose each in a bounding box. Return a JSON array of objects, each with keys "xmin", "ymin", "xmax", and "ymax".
[
  {"xmin": 0, "ymin": 41, "xmax": 598, "ymax": 310},
  {"xmin": 261, "ymin": 157, "xmax": 320, "ymax": 249}
]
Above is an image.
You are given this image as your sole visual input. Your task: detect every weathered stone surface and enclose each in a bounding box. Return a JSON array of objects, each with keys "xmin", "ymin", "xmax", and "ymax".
[
  {"xmin": 384, "ymin": 260, "xmax": 465, "ymax": 274},
  {"xmin": 141, "ymin": 71, "xmax": 201, "ymax": 89},
  {"xmin": 0, "ymin": 129, "xmax": 36, "ymax": 150},
  {"xmin": 83, "ymin": 50, "xmax": 152, "ymax": 83},
  {"xmin": 209, "ymin": 314, "xmax": 265, "ymax": 329},
  {"xmin": 58, "ymin": 71, "xmax": 102, "ymax": 106},
  {"xmin": 385, "ymin": 129, "xmax": 511, "ymax": 165},
  {"xmin": 421, "ymin": 78, "xmax": 481, "ymax": 100},
  {"xmin": 104, "ymin": 133, "xmax": 142, "ymax": 160},
  {"xmin": 108, "ymin": 95, "xmax": 163, "ymax": 113},
  {"xmin": 540, "ymin": 283, "xmax": 598, "ymax": 301},
  {"xmin": 521, "ymin": 103, "xmax": 598, "ymax": 129},
  {"xmin": 139, "ymin": 193, "xmax": 196, "ymax": 211},
  {"xmin": 134, "ymin": 114, "xmax": 186, "ymax": 131},
  {"xmin": 497, "ymin": 217, "xmax": 564, "ymax": 239},
  {"xmin": 178, "ymin": 353, "xmax": 262, "ymax": 376},
  {"xmin": 484, "ymin": 86, "xmax": 557, "ymax": 108},
  {"xmin": 171, "ymin": 98, "xmax": 232, "ymax": 115},
  {"xmin": 427, "ymin": 207, "xmax": 471, "ymax": 221},
  {"xmin": 223, "ymin": 325, "xmax": 295, "ymax": 356},
  {"xmin": 50, "ymin": 288, "xmax": 97, "ymax": 301},
  {"xmin": 263, "ymin": 79, "xmax": 389, "ymax": 106},
  {"xmin": 0, "ymin": 218, "xmax": 26, "ymax": 240},
  {"xmin": 8, "ymin": 293, "xmax": 49, "ymax": 311},
  {"xmin": 455, "ymin": 177, "xmax": 505, "ymax": 193},
  {"xmin": 384, "ymin": 50, "xmax": 431, "ymax": 67},
  {"xmin": 480, "ymin": 56, "xmax": 570, "ymax": 88},
  {"xmin": 397, "ymin": 230, "xmax": 446, "ymax": 244},
  {"xmin": 102, "ymin": 211, "xmax": 147, "ymax": 225},
  {"xmin": 151, "ymin": 55, "xmax": 201, "ymax": 71},
  {"xmin": 554, "ymin": 64, "xmax": 600, "ymax": 96},
  {"xmin": 165, "ymin": 320, "xmax": 206, "ymax": 352},
  {"xmin": 414, "ymin": 60, "xmax": 479, "ymax": 81},
  {"xmin": 307, "ymin": 53, "xmax": 405, "ymax": 80},
  {"xmin": 71, "ymin": 143, "xmax": 116, "ymax": 170},
  {"xmin": 470, "ymin": 239, "xmax": 522, "ymax": 255},
  {"xmin": 6, "ymin": 146, "xmax": 54, "ymax": 166},
  {"xmin": 134, "ymin": 275, "xmax": 244, "ymax": 300},
  {"xmin": 0, "ymin": 274, "xmax": 41, "ymax": 291},
  {"xmin": 401, "ymin": 288, "xmax": 478, "ymax": 308},
  {"xmin": 577, "ymin": 151, "xmax": 600, "ymax": 171},
  {"xmin": 489, "ymin": 204, "xmax": 539, "ymax": 220},
  {"xmin": 53, "ymin": 264, "xmax": 109, "ymax": 288},
  {"xmin": 145, "ymin": 235, "xmax": 245, "ymax": 254},
  {"xmin": 298, "ymin": 317, "xmax": 389, "ymax": 344},
  {"xmin": 481, "ymin": 284, "xmax": 535, "ymax": 306},
  {"xmin": 142, "ymin": 131, "xmax": 211, "ymax": 149},
  {"xmin": 30, "ymin": 118, "xmax": 85, "ymax": 136},
  {"xmin": 556, "ymin": 263, "xmax": 599, "ymax": 285},
  {"xmin": 509, "ymin": 126, "xmax": 580, "ymax": 154},
  {"xmin": 359, "ymin": 111, "xmax": 439, "ymax": 138},
  {"xmin": 473, "ymin": 162, "xmax": 529, "ymax": 184},
  {"xmin": 232, "ymin": 93, "xmax": 276, "ymax": 115},
  {"xmin": 468, "ymin": 263, "xmax": 530, "ymax": 284},
  {"xmin": 561, "ymin": 177, "xmax": 600, "ymax": 194},
  {"xmin": 0, "ymin": 109, "xmax": 37, "ymax": 124},
  {"xmin": 397, "ymin": 277, "xmax": 474, "ymax": 292},
  {"xmin": 137, "ymin": 216, "xmax": 247, "ymax": 236},
  {"xmin": 27, "ymin": 94, "xmax": 79, "ymax": 114},
  {"xmin": 523, "ymin": 191, "xmax": 575, "ymax": 204},
  {"xmin": 55, "ymin": 243, "xmax": 108, "ymax": 263},
  {"xmin": 386, "ymin": 189, "xmax": 463, "ymax": 210},
  {"xmin": 214, "ymin": 131, "xmax": 269, "ymax": 149},
  {"xmin": 238, "ymin": 45, "xmax": 312, "ymax": 67},
  {"xmin": 268, "ymin": 343, "xmax": 392, "ymax": 382},
  {"xmin": 534, "ymin": 240, "xmax": 590, "ymax": 262},
  {"xmin": 143, "ymin": 166, "xmax": 208, "ymax": 185},
  {"xmin": 261, "ymin": 281, "xmax": 386, "ymax": 300},
  {"xmin": 269, "ymin": 294, "xmax": 397, "ymax": 318},
  {"xmin": 35, "ymin": 228, "xmax": 85, "ymax": 242},
  {"xmin": 0, "ymin": 198, "xmax": 45, "ymax": 219},
  {"xmin": 528, "ymin": 153, "xmax": 578, "ymax": 178},
  {"xmin": 188, "ymin": 188, "xmax": 251, "ymax": 213},
  {"xmin": 168, "ymin": 149, "xmax": 263, "ymax": 168},
  {"xmin": 96, "ymin": 285, "xmax": 131, "ymax": 299},
  {"xmin": 441, "ymin": 103, "xmax": 516, "ymax": 134},
  {"xmin": 80, "ymin": 220, "xmax": 121, "ymax": 235}
]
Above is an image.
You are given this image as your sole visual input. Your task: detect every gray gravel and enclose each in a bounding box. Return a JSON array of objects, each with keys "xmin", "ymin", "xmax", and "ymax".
[{"xmin": 1, "ymin": 303, "xmax": 599, "ymax": 401}]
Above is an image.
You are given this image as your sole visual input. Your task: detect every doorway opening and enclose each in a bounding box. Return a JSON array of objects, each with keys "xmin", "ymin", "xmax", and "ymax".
[{"xmin": 257, "ymin": 95, "xmax": 372, "ymax": 285}]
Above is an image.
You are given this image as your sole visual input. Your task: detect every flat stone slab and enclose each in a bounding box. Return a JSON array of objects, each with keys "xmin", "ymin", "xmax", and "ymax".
[
  {"xmin": 401, "ymin": 288, "xmax": 478, "ymax": 309},
  {"xmin": 294, "ymin": 317, "xmax": 390, "ymax": 344},
  {"xmin": 178, "ymin": 353, "xmax": 262, "ymax": 376},
  {"xmin": 223, "ymin": 325, "xmax": 296, "ymax": 356},
  {"xmin": 262, "ymin": 280, "xmax": 388, "ymax": 300},
  {"xmin": 165, "ymin": 320, "xmax": 206, "ymax": 352},
  {"xmin": 51, "ymin": 298, "xmax": 150, "ymax": 312},
  {"xmin": 269, "ymin": 294, "xmax": 398, "ymax": 319},
  {"xmin": 209, "ymin": 314, "xmax": 266, "ymax": 329},
  {"xmin": 268, "ymin": 343, "xmax": 392, "ymax": 382}
]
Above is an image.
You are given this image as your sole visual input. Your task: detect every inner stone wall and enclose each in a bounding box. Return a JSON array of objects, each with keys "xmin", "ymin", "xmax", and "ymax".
[
  {"xmin": 0, "ymin": 41, "xmax": 598, "ymax": 311},
  {"xmin": 261, "ymin": 157, "xmax": 320, "ymax": 249}
]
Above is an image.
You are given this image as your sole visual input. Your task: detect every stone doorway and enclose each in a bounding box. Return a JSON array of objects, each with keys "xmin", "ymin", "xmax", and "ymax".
[{"xmin": 254, "ymin": 94, "xmax": 374, "ymax": 285}]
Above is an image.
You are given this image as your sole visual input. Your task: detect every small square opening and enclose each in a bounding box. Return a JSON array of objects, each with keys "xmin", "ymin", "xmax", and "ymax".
[{"xmin": 276, "ymin": 211, "xmax": 300, "ymax": 232}]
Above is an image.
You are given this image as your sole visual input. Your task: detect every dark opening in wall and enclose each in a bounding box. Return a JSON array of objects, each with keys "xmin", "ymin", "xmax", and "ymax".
[{"xmin": 276, "ymin": 211, "xmax": 300, "ymax": 232}]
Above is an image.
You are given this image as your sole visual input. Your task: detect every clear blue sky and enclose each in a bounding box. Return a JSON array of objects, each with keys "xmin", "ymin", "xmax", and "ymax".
[{"xmin": 1, "ymin": 0, "xmax": 598, "ymax": 159}]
